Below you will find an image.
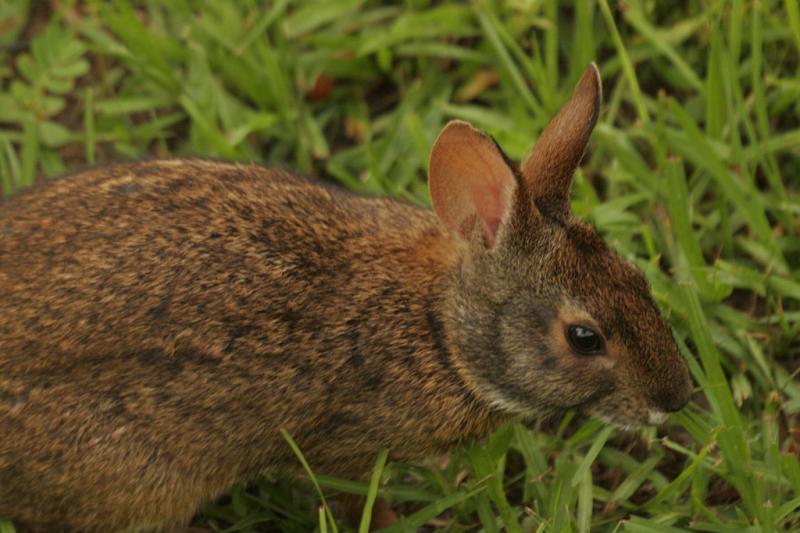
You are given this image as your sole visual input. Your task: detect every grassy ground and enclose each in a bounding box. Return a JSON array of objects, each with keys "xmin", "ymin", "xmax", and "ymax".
[{"xmin": 1, "ymin": 0, "xmax": 799, "ymax": 531}]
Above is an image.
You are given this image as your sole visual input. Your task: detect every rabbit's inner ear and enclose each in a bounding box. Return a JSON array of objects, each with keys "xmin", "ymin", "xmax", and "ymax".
[
  {"xmin": 428, "ymin": 120, "xmax": 517, "ymax": 249},
  {"xmin": 520, "ymin": 63, "xmax": 601, "ymax": 220}
]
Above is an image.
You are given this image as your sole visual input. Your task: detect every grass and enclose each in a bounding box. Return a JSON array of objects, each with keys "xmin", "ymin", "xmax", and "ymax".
[{"xmin": 0, "ymin": 0, "xmax": 798, "ymax": 531}]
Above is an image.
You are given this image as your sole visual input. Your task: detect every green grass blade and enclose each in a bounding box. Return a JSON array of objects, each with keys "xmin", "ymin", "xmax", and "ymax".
[
  {"xmin": 281, "ymin": 430, "xmax": 339, "ymax": 533},
  {"xmin": 467, "ymin": 442, "xmax": 521, "ymax": 533},
  {"xmin": 376, "ymin": 484, "xmax": 488, "ymax": 533},
  {"xmin": 785, "ymin": 0, "xmax": 800, "ymax": 53},
  {"xmin": 576, "ymin": 464, "xmax": 594, "ymax": 533},
  {"xmin": 597, "ymin": 0, "xmax": 649, "ymax": 123},
  {"xmin": 83, "ymin": 88, "xmax": 95, "ymax": 165},
  {"xmin": 359, "ymin": 449, "xmax": 389, "ymax": 533},
  {"xmin": 473, "ymin": 4, "xmax": 541, "ymax": 117},
  {"xmin": 571, "ymin": 426, "xmax": 614, "ymax": 488},
  {"xmin": 622, "ymin": 5, "xmax": 703, "ymax": 92}
]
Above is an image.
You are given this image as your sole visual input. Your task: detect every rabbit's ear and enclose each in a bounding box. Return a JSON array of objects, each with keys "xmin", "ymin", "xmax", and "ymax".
[
  {"xmin": 521, "ymin": 63, "xmax": 601, "ymax": 219},
  {"xmin": 429, "ymin": 120, "xmax": 517, "ymax": 250}
]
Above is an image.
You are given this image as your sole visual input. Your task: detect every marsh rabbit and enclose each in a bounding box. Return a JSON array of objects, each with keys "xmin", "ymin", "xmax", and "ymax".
[{"xmin": 0, "ymin": 64, "xmax": 692, "ymax": 531}]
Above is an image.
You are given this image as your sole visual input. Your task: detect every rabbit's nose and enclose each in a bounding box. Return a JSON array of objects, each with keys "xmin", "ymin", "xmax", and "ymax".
[
  {"xmin": 646, "ymin": 353, "xmax": 693, "ymax": 413},
  {"xmin": 652, "ymin": 376, "xmax": 692, "ymax": 413}
]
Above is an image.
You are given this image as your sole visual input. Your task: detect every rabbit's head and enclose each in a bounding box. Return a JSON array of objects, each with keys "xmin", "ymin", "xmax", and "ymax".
[{"xmin": 429, "ymin": 64, "xmax": 692, "ymax": 427}]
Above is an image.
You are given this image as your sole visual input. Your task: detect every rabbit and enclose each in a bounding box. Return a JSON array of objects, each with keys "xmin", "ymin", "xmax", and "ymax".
[{"xmin": 0, "ymin": 64, "xmax": 692, "ymax": 532}]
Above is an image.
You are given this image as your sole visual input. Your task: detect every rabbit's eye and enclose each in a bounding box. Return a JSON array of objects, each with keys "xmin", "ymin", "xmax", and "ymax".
[{"xmin": 567, "ymin": 325, "xmax": 603, "ymax": 355}]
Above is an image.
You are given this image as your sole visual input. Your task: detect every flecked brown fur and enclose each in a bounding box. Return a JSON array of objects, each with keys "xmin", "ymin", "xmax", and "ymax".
[{"xmin": 0, "ymin": 65, "xmax": 690, "ymax": 532}]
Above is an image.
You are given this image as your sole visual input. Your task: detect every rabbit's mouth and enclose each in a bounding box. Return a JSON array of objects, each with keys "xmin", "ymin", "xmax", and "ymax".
[
  {"xmin": 586, "ymin": 401, "xmax": 672, "ymax": 430},
  {"xmin": 593, "ymin": 413, "xmax": 650, "ymax": 431},
  {"xmin": 647, "ymin": 409, "xmax": 669, "ymax": 425}
]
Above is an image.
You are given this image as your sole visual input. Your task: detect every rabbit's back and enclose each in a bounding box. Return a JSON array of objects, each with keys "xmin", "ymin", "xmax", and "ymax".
[{"xmin": 0, "ymin": 159, "xmax": 437, "ymax": 371}]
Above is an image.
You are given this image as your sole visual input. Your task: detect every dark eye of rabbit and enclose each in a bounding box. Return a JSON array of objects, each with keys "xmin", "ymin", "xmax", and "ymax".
[{"xmin": 567, "ymin": 325, "xmax": 603, "ymax": 355}]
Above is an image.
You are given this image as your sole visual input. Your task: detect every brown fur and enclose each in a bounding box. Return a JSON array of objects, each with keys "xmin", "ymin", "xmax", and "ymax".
[{"xmin": 0, "ymin": 65, "xmax": 690, "ymax": 532}]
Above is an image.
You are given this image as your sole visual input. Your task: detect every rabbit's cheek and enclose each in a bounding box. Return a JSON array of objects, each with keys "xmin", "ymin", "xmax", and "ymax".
[{"xmin": 496, "ymin": 310, "xmax": 616, "ymax": 407}]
